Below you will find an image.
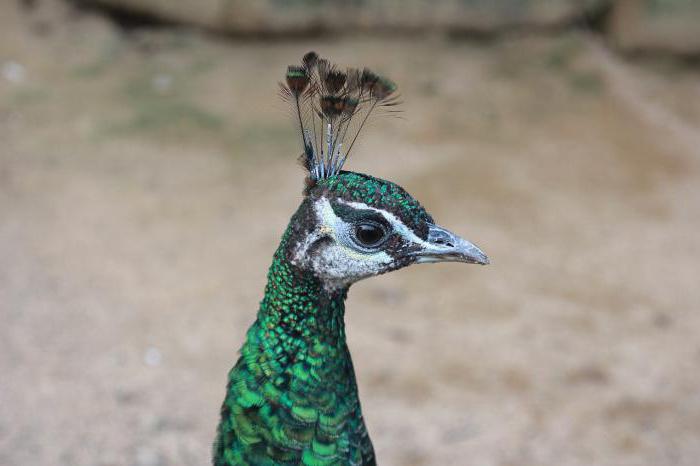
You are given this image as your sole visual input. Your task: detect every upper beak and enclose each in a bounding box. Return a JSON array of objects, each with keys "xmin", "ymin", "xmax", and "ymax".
[{"xmin": 415, "ymin": 224, "xmax": 489, "ymax": 265}]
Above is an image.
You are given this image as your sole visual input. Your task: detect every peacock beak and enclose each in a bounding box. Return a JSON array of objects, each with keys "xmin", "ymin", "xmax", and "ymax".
[{"xmin": 415, "ymin": 224, "xmax": 489, "ymax": 265}]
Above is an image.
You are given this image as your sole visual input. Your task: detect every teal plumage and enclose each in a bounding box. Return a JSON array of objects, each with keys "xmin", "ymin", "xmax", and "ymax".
[
  {"xmin": 214, "ymin": 238, "xmax": 373, "ymax": 465},
  {"xmin": 213, "ymin": 54, "xmax": 488, "ymax": 465}
]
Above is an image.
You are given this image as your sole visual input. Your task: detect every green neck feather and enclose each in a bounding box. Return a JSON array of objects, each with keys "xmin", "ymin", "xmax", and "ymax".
[{"xmin": 214, "ymin": 230, "xmax": 376, "ymax": 466}]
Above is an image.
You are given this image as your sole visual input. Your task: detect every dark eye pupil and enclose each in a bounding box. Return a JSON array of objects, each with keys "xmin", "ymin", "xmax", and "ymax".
[{"xmin": 355, "ymin": 224, "xmax": 384, "ymax": 246}]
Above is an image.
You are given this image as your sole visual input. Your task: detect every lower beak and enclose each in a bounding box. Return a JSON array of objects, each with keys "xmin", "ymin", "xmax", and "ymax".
[{"xmin": 415, "ymin": 224, "xmax": 489, "ymax": 265}]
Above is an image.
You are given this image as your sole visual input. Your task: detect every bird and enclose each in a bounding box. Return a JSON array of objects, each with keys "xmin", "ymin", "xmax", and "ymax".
[{"xmin": 213, "ymin": 51, "xmax": 488, "ymax": 466}]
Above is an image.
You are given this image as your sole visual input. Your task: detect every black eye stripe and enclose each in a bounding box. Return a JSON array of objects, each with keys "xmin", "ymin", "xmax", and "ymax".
[{"xmin": 330, "ymin": 202, "xmax": 390, "ymax": 229}]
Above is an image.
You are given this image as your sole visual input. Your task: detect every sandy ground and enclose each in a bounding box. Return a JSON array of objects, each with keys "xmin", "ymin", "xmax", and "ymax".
[{"xmin": 2, "ymin": 3, "xmax": 700, "ymax": 466}]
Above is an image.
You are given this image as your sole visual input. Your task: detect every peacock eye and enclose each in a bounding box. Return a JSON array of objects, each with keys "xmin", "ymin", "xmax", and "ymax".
[{"xmin": 353, "ymin": 222, "xmax": 387, "ymax": 248}]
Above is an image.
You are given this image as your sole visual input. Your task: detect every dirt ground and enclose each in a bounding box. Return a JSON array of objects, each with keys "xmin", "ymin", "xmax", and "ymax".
[{"xmin": 2, "ymin": 3, "xmax": 700, "ymax": 466}]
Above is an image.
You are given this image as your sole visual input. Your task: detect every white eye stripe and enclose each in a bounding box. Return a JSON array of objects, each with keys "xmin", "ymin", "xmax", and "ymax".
[
  {"xmin": 337, "ymin": 200, "xmax": 432, "ymax": 249},
  {"xmin": 312, "ymin": 198, "xmax": 391, "ymax": 260}
]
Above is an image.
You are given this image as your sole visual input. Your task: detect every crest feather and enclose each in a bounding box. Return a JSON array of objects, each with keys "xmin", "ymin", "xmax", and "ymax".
[{"xmin": 279, "ymin": 51, "xmax": 400, "ymax": 191}]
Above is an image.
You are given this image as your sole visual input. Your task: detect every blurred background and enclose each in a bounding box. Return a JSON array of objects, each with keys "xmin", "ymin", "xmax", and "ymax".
[{"xmin": 1, "ymin": 0, "xmax": 699, "ymax": 465}]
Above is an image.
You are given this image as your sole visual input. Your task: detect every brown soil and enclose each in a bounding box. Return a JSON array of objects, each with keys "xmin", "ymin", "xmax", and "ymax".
[{"xmin": 2, "ymin": 3, "xmax": 700, "ymax": 466}]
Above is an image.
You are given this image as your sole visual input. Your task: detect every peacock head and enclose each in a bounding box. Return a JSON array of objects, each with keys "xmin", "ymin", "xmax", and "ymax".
[
  {"xmin": 281, "ymin": 52, "xmax": 487, "ymax": 290},
  {"xmin": 286, "ymin": 171, "xmax": 487, "ymax": 290}
]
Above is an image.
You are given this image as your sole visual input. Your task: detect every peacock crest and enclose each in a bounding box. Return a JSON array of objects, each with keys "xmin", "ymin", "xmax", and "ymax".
[{"xmin": 279, "ymin": 51, "xmax": 401, "ymax": 186}]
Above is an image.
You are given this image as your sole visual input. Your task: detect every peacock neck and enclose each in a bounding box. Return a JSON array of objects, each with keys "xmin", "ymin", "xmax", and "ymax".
[
  {"xmin": 214, "ymin": 226, "xmax": 376, "ymax": 465},
  {"xmin": 254, "ymin": 238, "xmax": 351, "ymax": 373}
]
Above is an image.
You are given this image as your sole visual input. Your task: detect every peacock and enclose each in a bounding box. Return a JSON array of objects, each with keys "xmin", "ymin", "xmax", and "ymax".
[{"xmin": 213, "ymin": 52, "xmax": 488, "ymax": 466}]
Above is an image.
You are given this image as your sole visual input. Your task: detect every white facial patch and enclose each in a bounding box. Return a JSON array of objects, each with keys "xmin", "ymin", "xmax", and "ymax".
[{"xmin": 291, "ymin": 197, "xmax": 396, "ymax": 289}]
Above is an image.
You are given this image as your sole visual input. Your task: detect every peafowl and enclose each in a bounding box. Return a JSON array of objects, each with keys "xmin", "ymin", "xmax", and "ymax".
[{"xmin": 213, "ymin": 52, "xmax": 488, "ymax": 466}]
